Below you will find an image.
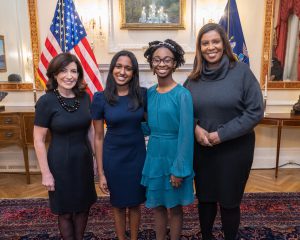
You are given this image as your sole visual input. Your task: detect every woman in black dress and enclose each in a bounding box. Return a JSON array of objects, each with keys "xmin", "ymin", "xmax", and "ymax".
[
  {"xmin": 184, "ymin": 23, "xmax": 264, "ymax": 240},
  {"xmin": 34, "ymin": 53, "xmax": 97, "ymax": 239},
  {"xmin": 91, "ymin": 50, "xmax": 146, "ymax": 240}
]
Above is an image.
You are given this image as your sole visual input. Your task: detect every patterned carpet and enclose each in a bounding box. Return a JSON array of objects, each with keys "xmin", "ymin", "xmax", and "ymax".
[{"xmin": 0, "ymin": 192, "xmax": 300, "ymax": 239}]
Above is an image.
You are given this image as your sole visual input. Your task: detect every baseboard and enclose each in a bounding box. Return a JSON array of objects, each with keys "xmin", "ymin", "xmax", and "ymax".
[
  {"xmin": 0, "ymin": 147, "xmax": 299, "ymax": 172},
  {"xmin": 253, "ymin": 147, "xmax": 300, "ymax": 168},
  {"xmin": 0, "ymin": 147, "xmax": 40, "ymax": 173}
]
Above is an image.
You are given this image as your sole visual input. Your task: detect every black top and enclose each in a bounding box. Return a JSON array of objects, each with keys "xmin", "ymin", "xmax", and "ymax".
[{"xmin": 184, "ymin": 55, "xmax": 264, "ymax": 142}]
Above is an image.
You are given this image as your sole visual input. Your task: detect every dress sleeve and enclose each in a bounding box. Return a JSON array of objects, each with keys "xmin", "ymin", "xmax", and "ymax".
[
  {"xmin": 34, "ymin": 94, "xmax": 52, "ymax": 128},
  {"xmin": 90, "ymin": 91, "xmax": 105, "ymax": 120},
  {"xmin": 141, "ymin": 87, "xmax": 150, "ymax": 136},
  {"xmin": 217, "ymin": 68, "xmax": 264, "ymax": 142},
  {"xmin": 183, "ymin": 79, "xmax": 199, "ymax": 129},
  {"xmin": 141, "ymin": 87, "xmax": 147, "ymax": 113},
  {"xmin": 170, "ymin": 90, "xmax": 194, "ymax": 178}
]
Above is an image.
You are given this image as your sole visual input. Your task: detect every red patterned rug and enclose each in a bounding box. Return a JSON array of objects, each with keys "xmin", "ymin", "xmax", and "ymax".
[{"xmin": 0, "ymin": 192, "xmax": 300, "ymax": 239}]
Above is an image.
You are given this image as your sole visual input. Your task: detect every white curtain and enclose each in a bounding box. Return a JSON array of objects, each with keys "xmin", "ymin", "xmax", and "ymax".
[{"xmin": 283, "ymin": 14, "xmax": 299, "ymax": 80}]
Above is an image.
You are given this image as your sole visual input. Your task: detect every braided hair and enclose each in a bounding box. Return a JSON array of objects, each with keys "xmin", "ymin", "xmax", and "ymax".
[{"xmin": 144, "ymin": 39, "xmax": 185, "ymax": 69}]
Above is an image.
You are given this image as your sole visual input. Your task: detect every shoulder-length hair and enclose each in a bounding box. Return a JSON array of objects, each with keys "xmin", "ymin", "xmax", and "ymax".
[
  {"xmin": 46, "ymin": 53, "xmax": 86, "ymax": 96},
  {"xmin": 104, "ymin": 50, "xmax": 143, "ymax": 111},
  {"xmin": 188, "ymin": 23, "xmax": 237, "ymax": 81}
]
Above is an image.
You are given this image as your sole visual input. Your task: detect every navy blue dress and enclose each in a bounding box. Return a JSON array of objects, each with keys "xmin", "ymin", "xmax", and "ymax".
[{"xmin": 91, "ymin": 89, "xmax": 146, "ymax": 207}]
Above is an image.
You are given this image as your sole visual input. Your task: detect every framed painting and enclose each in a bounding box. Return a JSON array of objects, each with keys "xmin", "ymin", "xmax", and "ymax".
[
  {"xmin": 120, "ymin": 0, "xmax": 185, "ymax": 30},
  {"xmin": 0, "ymin": 35, "xmax": 7, "ymax": 72}
]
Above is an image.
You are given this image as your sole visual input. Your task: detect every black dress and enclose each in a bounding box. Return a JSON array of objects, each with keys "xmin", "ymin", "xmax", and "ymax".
[
  {"xmin": 35, "ymin": 91, "xmax": 97, "ymax": 214},
  {"xmin": 91, "ymin": 90, "xmax": 146, "ymax": 208}
]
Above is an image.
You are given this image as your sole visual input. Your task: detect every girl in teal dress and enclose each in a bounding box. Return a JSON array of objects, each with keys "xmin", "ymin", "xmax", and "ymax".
[{"xmin": 141, "ymin": 39, "xmax": 194, "ymax": 240}]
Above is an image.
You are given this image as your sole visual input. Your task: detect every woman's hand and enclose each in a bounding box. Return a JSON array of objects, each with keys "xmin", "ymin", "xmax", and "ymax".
[
  {"xmin": 195, "ymin": 125, "xmax": 212, "ymax": 147},
  {"xmin": 170, "ymin": 175, "xmax": 183, "ymax": 188},
  {"xmin": 99, "ymin": 174, "xmax": 109, "ymax": 195},
  {"xmin": 42, "ymin": 172, "xmax": 55, "ymax": 191},
  {"xmin": 208, "ymin": 131, "xmax": 221, "ymax": 145}
]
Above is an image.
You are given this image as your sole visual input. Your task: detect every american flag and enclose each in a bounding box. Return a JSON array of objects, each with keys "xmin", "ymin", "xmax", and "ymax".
[{"xmin": 37, "ymin": 0, "xmax": 103, "ymax": 96}]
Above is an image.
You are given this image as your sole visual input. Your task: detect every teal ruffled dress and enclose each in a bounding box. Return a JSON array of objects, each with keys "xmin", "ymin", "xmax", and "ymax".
[{"xmin": 141, "ymin": 84, "xmax": 195, "ymax": 208}]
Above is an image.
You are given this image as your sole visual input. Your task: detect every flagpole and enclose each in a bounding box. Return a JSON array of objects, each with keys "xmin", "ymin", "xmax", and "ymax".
[
  {"xmin": 227, "ymin": 0, "xmax": 230, "ymax": 35},
  {"xmin": 62, "ymin": 0, "xmax": 66, "ymax": 52},
  {"xmin": 59, "ymin": 0, "xmax": 63, "ymax": 50}
]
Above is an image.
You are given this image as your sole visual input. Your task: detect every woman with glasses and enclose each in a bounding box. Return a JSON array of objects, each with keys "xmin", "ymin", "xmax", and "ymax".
[
  {"xmin": 142, "ymin": 39, "xmax": 194, "ymax": 240},
  {"xmin": 91, "ymin": 50, "xmax": 147, "ymax": 240}
]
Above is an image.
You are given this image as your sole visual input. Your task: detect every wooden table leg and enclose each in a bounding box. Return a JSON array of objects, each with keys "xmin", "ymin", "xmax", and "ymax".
[
  {"xmin": 275, "ymin": 120, "xmax": 283, "ymax": 178},
  {"xmin": 22, "ymin": 145, "xmax": 31, "ymax": 184}
]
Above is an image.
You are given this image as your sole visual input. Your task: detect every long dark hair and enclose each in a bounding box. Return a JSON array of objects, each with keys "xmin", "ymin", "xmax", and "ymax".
[
  {"xmin": 188, "ymin": 23, "xmax": 236, "ymax": 81},
  {"xmin": 46, "ymin": 53, "xmax": 86, "ymax": 96},
  {"xmin": 144, "ymin": 39, "xmax": 185, "ymax": 70},
  {"xmin": 104, "ymin": 50, "xmax": 143, "ymax": 111}
]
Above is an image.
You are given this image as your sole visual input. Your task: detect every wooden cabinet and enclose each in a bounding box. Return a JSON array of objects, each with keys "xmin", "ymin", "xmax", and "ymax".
[
  {"xmin": 0, "ymin": 107, "xmax": 35, "ymax": 184},
  {"xmin": 22, "ymin": 113, "xmax": 35, "ymax": 144}
]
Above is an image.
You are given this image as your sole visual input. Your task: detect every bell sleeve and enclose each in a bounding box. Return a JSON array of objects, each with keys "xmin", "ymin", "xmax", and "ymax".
[{"xmin": 170, "ymin": 90, "xmax": 194, "ymax": 178}]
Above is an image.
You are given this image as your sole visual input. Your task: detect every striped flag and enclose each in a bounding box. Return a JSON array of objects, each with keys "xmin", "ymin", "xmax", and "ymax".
[
  {"xmin": 219, "ymin": 0, "xmax": 250, "ymax": 65},
  {"xmin": 37, "ymin": 0, "xmax": 103, "ymax": 96}
]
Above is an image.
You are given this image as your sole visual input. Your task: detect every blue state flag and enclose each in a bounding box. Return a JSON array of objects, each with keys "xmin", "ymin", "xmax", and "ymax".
[{"xmin": 219, "ymin": 0, "xmax": 249, "ymax": 65}]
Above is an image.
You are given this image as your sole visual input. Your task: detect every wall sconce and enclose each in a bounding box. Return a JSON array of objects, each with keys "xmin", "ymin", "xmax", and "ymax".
[
  {"xmin": 80, "ymin": 15, "xmax": 105, "ymax": 50},
  {"xmin": 75, "ymin": 1, "xmax": 105, "ymax": 51},
  {"xmin": 200, "ymin": 5, "xmax": 224, "ymax": 26}
]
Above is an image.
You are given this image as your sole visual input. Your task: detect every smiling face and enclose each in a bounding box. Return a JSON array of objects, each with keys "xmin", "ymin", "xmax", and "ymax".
[
  {"xmin": 200, "ymin": 30, "xmax": 224, "ymax": 68},
  {"xmin": 55, "ymin": 62, "xmax": 78, "ymax": 92},
  {"xmin": 152, "ymin": 47, "xmax": 176, "ymax": 79},
  {"xmin": 112, "ymin": 55, "xmax": 133, "ymax": 86}
]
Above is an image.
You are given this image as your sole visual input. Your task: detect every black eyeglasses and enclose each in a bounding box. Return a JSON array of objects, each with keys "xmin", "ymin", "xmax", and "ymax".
[{"xmin": 151, "ymin": 57, "xmax": 174, "ymax": 66}]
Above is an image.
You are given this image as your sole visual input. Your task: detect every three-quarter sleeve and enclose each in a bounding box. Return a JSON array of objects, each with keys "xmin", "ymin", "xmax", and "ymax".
[
  {"xmin": 90, "ymin": 91, "xmax": 105, "ymax": 120},
  {"xmin": 170, "ymin": 90, "xmax": 194, "ymax": 178},
  {"xmin": 217, "ymin": 69, "xmax": 264, "ymax": 142},
  {"xmin": 34, "ymin": 94, "xmax": 52, "ymax": 128}
]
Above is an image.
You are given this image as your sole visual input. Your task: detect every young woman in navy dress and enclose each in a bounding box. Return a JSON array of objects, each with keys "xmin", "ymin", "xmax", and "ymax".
[
  {"xmin": 34, "ymin": 53, "xmax": 97, "ymax": 239},
  {"xmin": 91, "ymin": 50, "xmax": 146, "ymax": 240}
]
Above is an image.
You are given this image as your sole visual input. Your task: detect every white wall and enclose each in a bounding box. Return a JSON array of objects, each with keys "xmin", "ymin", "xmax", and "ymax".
[{"xmin": 0, "ymin": 0, "xmax": 33, "ymax": 83}]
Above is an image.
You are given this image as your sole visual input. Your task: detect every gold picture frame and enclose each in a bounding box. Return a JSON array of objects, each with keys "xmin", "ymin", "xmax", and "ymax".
[
  {"xmin": 260, "ymin": 0, "xmax": 300, "ymax": 89},
  {"xmin": 0, "ymin": 35, "xmax": 7, "ymax": 72},
  {"xmin": 120, "ymin": 0, "xmax": 185, "ymax": 30}
]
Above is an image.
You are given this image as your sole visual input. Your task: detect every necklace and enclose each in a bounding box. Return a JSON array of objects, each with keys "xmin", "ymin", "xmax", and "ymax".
[{"xmin": 54, "ymin": 88, "xmax": 80, "ymax": 112}]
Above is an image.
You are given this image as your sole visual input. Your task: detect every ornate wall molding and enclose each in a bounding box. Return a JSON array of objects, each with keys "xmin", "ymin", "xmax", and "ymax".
[
  {"xmin": 260, "ymin": 0, "xmax": 300, "ymax": 89},
  {"xmin": 27, "ymin": 0, "xmax": 42, "ymax": 90}
]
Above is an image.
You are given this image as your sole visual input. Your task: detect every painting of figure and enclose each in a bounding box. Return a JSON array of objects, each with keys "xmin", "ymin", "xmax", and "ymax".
[{"xmin": 120, "ymin": 0, "xmax": 185, "ymax": 29}]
